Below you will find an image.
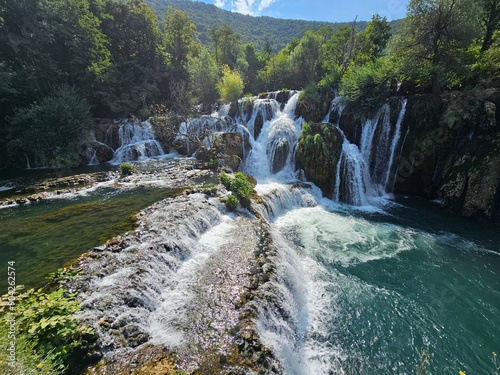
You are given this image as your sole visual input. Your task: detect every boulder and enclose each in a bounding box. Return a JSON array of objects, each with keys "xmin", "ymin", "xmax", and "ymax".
[
  {"xmin": 295, "ymin": 123, "xmax": 344, "ymax": 197},
  {"xmin": 215, "ymin": 132, "xmax": 244, "ymax": 171},
  {"xmin": 270, "ymin": 139, "xmax": 290, "ymax": 174}
]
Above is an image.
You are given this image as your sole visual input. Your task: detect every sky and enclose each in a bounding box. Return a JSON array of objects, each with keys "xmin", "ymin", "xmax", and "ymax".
[{"xmin": 201, "ymin": 0, "xmax": 409, "ymax": 22}]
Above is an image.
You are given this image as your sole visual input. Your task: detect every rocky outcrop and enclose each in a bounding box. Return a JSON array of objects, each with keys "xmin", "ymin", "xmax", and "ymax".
[
  {"xmin": 393, "ymin": 91, "xmax": 500, "ymax": 222},
  {"xmin": 295, "ymin": 123, "xmax": 343, "ymax": 197},
  {"xmin": 270, "ymin": 140, "xmax": 290, "ymax": 174},
  {"xmin": 215, "ymin": 132, "xmax": 244, "ymax": 171}
]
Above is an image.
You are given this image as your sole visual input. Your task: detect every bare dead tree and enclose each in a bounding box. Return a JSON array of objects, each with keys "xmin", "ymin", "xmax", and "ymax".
[{"xmin": 341, "ymin": 16, "xmax": 358, "ymax": 77}]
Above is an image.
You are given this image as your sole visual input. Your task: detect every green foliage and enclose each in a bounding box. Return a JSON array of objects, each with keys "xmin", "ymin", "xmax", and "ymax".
[
  {"xmin": 0, "ymin": 288, "xmax": 96, "ymax": 373},
  {"xmin": 144, "ymin": 0, "xmax": 366, "ymax": 51},
  {"xmin": 289, "ymin": 30, "xmax": 323, "ymax": 87},
  {"xmin": 340, "ymin": 58, "xmax": 396, "ymax": 112},
  {"xmin": 120, "ymin": 162, "xmax": 134, "ymax": 176},
  {"xmin": 138, "ymin": 107, "xmax": 151, "ymax": 120},
  {"xmin": 8, "ymin": 86, "xmax": 92, "ymax": 168},
  {"xmin": 188, "ymin": 48, "xmax": 219, "ymax": 109},
  {"xmin": 389, "ymin": 0, "xmax": 482, "ymax": 92},
  {"xmin": 209, "ymin": 158, "xmax": 219, "ymax": 169},
  {"xmin": 297, "ymin": 83, "xmax": 323, "ymax": 122},
  {"xmin": 225, "ymin": 194, "xmax": 239, "ymax": 211},
  {"xmin": 164, "ymin": 6, "xmax": 200, "ymax": 81},
  {"xmin": 217, "ymin": 65, "xmax": 244, "ymax": 104},
  {"xmin": 0, "ymin": 323, "xmax": 64, "ymax": 374},
  {"xmin": 219, "ymin": 171, "xmax": 255, "ymax": 207}
]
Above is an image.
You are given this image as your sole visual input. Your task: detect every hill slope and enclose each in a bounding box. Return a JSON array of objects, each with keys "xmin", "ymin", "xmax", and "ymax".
[{"xmin": 146, "ymin": 0, "xmax": 368, "ymax": 51}]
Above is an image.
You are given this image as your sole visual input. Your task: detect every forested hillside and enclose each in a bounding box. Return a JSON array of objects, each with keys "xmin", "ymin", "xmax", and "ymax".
[{"xmin": 145, "ymin": 0, "xmax": 367, "ymax": 50}]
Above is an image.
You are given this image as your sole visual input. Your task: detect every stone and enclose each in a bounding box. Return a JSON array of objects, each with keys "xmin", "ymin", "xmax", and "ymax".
[
  {"xmin": 270, "ymin": 139, "xmax": 289, "ymax": 173},
  {"xmin": 295, "ymin": 123, "xmax": 343, "ymax": 197}
]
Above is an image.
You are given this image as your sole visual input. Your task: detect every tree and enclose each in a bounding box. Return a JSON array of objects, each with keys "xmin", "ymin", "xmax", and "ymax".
[
  {"xmin": 243, "ymin": 44, "xmax": 264, "ymax": 93},
  {"xmin": 210, "ymin": 24, "xmax": 242, "ymax": 69},
  {"xmin": 479, "ymin": 0, "xmax": 500, "ymax": 51},
  {"xmin": 8, "ymin": 86, "xmax": 92, "ymax": 168},
  {"xmin": 392, "ymin": 0, "xmax": 481, "ymax": 93},
  {"xmin": 290, "ymin": 30, "xmax": 323, "ymax": 87},
  {"xmin": 217, "ymin": 65, "xmax": 244, "ymax": 104},
  {"xmin": 93, "ymin": 0, "xmax": 167, "ymax": 115},
  {"xmin": 354, "ymin": 14, "xmax": 392, "ymax": 65},
  {"xmin": 163, "ymin": 6, "xmax": 199, "ymax": 81},
  {"xmin": 187, "ymin": 48, "xmax": 219, "ymax": 110}
]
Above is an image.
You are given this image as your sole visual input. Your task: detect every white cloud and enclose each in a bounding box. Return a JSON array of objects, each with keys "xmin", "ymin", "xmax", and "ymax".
[
  {"xmin": 213, "ymin": 0, "xmax": 276, "ymax": 15},
  {"xmin": 257, "ymin": 0, "xmax": 276, "ymax": 12}
]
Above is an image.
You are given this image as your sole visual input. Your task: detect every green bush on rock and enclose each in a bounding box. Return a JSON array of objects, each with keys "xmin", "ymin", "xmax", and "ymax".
[
  {"xmin": 0, "ymin": 288, "xmax": 96, "ymax": 374},
  {"xmin": 120, "ymin": 162, "xmax": 134, "ymax": 176},
  {"xmin": 225, "ymin": 194, "xmax": 239, "ymax": 211},
  {"xmin": 219, "ymin": 171, "xmax": 256, "ymax": 208}
]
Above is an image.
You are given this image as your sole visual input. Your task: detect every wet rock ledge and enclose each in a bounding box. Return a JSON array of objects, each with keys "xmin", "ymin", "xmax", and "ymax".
[{"xmin": 64, "ymin": 178, "xmax": 285, "ymax": 374}]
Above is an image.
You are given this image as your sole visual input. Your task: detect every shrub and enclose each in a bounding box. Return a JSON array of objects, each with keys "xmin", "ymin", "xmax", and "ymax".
[
  {"xmin": 218, "ymin": 171, "xmax": 255, "ymax": 208},
  {"xmin": 120, "ymin": 162, "xmax": 134, "ymax": 176},
  {"xmin": 217, "ymin": 65, "xmax": 244, "ymax": 104},
  {"xmin": 0, "ymin": 288, "xmax": 96, "ymax": 373},
  {"xmin": 296, "ymin": 83, "xmax": 322, "ymax": 122},
  {"xmin": 209, "ymin": 158, "xmax": 219, "ymax": 170},
  {"xmin": 225, "ymin": 194, "xmax": 239, "ymax": 211},
  {"xmin": 8, "ymin": 85, "xmax": 92, "ymax": 168},
  {"xmin": 137, "ymin": 107, "xmax": 150, "ymax": 120},
  {"xmin": 340, "ymin": 57, "xmax": 396, "ymax": 113}
]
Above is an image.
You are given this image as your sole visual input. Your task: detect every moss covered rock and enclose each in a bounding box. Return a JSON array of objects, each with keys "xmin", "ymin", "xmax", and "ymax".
[
  {"xmin": 393, "ymin": 91, "xmax": 500, "ymax": 222},
  {"xmin": 295, "ymin": 122, "xmax": 343, "ymax": 197}
]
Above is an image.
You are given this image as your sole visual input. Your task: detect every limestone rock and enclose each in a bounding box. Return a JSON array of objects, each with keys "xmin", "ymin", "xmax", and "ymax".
[{"xmin": 295, "ymin": 123, "xmax": 343, "ymax": 197}]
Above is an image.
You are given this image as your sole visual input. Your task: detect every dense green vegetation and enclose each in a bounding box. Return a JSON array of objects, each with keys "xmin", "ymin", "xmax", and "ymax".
[
  {"xmin": 0, "ymin": 285, "xmax": 96, "ymax": 374},
  {"xmin": 1, "ymin": 0, "xmax": 499, "ymax": 171},
  {"xmin": 219, "ymin": 171, "xmax": 255, "ymax": 208}
]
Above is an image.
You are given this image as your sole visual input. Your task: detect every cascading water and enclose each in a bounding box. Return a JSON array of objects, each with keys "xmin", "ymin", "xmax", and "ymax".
[
  {"xmin": 326, "ymin": 98, "xmax": 408, "ymax": 205},
  {"xmin": 110, "ymin": 120, "xmax": 164, "ymax": 164},
  {"xmin": 34, "ymin": 90, "xmax": 498, "ymax": 375},
  {"xmin": 240, "ymin": 93, "xmax": 303, "ymax": 181}
]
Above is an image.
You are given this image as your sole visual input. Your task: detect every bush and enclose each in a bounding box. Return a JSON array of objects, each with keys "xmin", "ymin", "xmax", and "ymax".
[
  {"xmin": 0, "ymin": 288, "xmax": 96, "ymax": 373},
  {"xmin": 209, "ymin": 158, "xmax": 219, "ymax": 170},
  {"xmin": 340, "ymin": 57, "xmax": 396, "ymax": 113},
  {"xmin": 120, "ymin": 162, "xmax": 134, "ymax": 176},
  {"xmin": 218, "ymin": 171, "xmax": 255, "ymax": 208},
  {"xmin": 225, "ymin": 194, "xmax": 239, "ymax": 211},
  {"xmin": 296, "ymin": 83, "xmax": 323, "ymax": 122},
  {"xmin": 137, "ymin": 107, "xmax": 150, "ymax": 120},
  {"xmin": 8, "ymin": 85, "xmax": 92, "ymax": 168},
  {"xmin": 217, "ymin": 65, "xmax": 244, "ymax": 104}
]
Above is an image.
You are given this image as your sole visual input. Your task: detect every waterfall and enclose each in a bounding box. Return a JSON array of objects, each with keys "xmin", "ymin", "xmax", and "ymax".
[
  {"xmin": 241, "ymin": 93, "xmax": 302, "ymax": 181},
  {"xmin": 323, "ymin": 96, "xmax": 345, "ymax": 124},
  {"xmin": 85, "ymin": 147, "xmax": 100, "ymax": 166},
  {"xmin": 110, "ymin": 120, "xmax": 164, "ymax": 164},
  {"xmin": 334, "ymin": 140, "xmax": 369, "ymax": 206},
  {"xmin": 330, "ymin": 98, "xmax": 408, "ymax": 205}
]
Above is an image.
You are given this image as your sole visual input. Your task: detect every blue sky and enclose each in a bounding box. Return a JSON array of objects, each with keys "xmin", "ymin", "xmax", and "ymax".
[{"xmin": 200, "ymin": 0, "xmax": 409, "ymax": 22}]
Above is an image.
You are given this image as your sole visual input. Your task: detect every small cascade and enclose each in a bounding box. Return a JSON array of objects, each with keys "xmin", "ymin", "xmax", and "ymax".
[
  {"xmin": 110, "ymin": 120, "xmax": 164, "ymax": 164},
  {"xmin": 175, "ymin": 116, "xmax": 236, "ymax": 155},
  {"xmin": 334, "ymin": 140, "xmax": 369, "ymax": 206},
  {"xmin": 323, "ymin": 96, "xmax": 345, "ymax": 124},
  {"xmin": 241, "ymin": 92, "xmax": 302, "ymax": 181},
  {"xmin": 330, "ymin": 98, "xmax": 408, "ymax": 205},
  {"xmin": 245, "ymin": 99, "xmax": 280, "ymax": 140},
  {"xmin": 85, "ymin": 147, "xmax": 100, "ymax": 166}
]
